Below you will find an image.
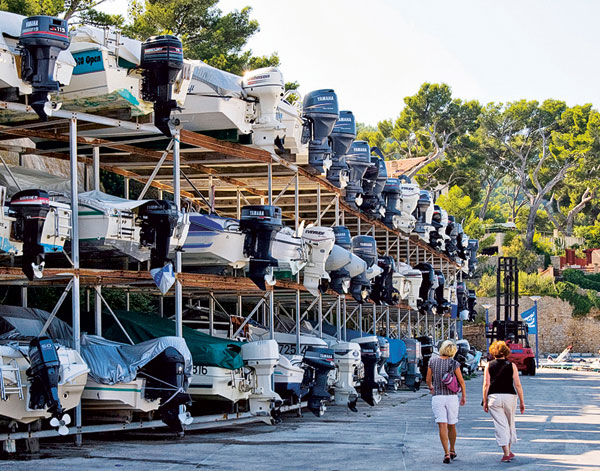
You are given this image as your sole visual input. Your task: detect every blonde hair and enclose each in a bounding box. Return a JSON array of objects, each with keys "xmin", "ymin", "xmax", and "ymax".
[
  {"xmin": 489, "ymin": 340, "xmax": 511, "ymax": 359},
  {"xmin": 439, "ymin": 340, "xmax": 457, "ymax": 357}
]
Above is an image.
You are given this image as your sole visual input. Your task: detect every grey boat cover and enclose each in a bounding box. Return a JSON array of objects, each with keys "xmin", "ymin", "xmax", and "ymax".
[
  {"xmin": 79, "ymin": 190, "xmax": 150, "ymax": 213},
  {"xmin": 189, "ymin": 60, "xmax": 245, "ymax": 98},
  {"xmin": 0, "ymin": 165, "xmax": 72, "ymax": 196},
  {"xmin": 0, "ymin": 305, "xmax": 193, "ymax": 384}
]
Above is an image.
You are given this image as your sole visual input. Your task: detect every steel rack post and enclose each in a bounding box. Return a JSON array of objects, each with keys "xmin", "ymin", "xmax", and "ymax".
[
  {"xmin": 335, "ymin": 296, "xmax": 341, "ymax": 341},
  {"xmin": 95, "ymin": 286, "xmax": 102, "ymax": 335},
  {"xmin": 386, "ymin": 307, "xmax": 390, "ymax": 337},
  {"xmin": 209, "ymin": 291, "xmax": 215, "ymax": 336},
  {"xmin": 92, "ymin": 146, "xmax": 100, "ymax": 191},
  {"xmin": 372, "ymin": 304, "xmax": 377, "ymax": 334},
  {"xmin": 21, "ymin": 287, "xmax": 27, "ymax": 307},
  {"xmin": 295, "ymin": 172, "xmax": 301, "ymax": 352},
  {"xmin": 343, "ymin": 297, "xmax": 347, "ymax": 341},
  {"xmin": 267, "ymin": 162, "xmax": 272, "ymax": 205},
  {"xmin": 173, "ymin": 130, "xmax": 183, "ymax": 337}
]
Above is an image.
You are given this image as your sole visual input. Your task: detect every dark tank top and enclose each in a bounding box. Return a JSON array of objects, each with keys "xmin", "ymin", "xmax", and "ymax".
[{"xmin": 488, "ymin": 359, "xmax": 517, "ymax": 395}]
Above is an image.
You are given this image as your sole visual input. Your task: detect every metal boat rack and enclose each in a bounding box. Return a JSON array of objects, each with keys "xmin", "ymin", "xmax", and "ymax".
[{"xmin": 0, "ymin": 102, "xmax": 460, "ymax": 448}]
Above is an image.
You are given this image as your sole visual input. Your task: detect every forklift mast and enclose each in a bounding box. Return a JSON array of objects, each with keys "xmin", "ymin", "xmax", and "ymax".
[{"xmin": 496, "ymin": 256, "xmax": 519, "ymax": 339}]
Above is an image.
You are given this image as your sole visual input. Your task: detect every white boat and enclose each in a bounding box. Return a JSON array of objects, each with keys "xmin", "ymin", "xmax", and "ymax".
[
  {"xmin": 301, "ymin": 226, "xmax": 335, "ymax": 296},
  {"xmin": 188, "ymin": 365, "xmax": 252, "ymax": 405}
]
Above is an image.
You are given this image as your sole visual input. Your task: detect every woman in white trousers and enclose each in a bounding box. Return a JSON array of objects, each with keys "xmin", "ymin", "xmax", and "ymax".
[{"xmin": 483, "ymin": 340, "xmax": 526, "ymax": 463}]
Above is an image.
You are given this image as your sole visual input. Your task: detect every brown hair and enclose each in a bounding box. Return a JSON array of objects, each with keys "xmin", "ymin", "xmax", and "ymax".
[{"xmin": 489, "ymin": 340, "xmax": 511, "ymax": 359}]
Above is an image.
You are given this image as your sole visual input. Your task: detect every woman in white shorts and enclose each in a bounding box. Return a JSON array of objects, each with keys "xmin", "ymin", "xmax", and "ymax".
[{"xmin": 426, "ymin": 340, "xmax": 467, "ymax": 464}]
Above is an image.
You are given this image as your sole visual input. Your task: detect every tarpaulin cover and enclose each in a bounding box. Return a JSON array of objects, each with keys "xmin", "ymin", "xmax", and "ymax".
[
  {"xmin": 79, "ymin": 190, "xmax": 150, "ymax": 213},
  {"xmin": 104, "ymin": 310, "xmax": 244, "ymax": 370},
  {"xmin": 189, "ymin": 60, "xmax": 244, "ymax": 98},
  {"xmin": 0, "ymin": 165, "xmax": 72, "ymax": 196},
  {"xmin": 0, "ymin": 305, "xmax": 193, "ymax": 384}
]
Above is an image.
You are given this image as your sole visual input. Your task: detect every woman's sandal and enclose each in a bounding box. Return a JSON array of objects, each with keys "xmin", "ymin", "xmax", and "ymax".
[
  {"xmin": 443, "ymin": 454, "xmax": 451, "ymax": 464},
  {"xmin": 450, "ymin": 451, "xmax": 457, "ymax": 460}
]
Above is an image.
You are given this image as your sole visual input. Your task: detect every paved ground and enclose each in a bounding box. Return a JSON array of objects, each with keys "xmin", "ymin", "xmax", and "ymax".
[{"xmin": 2, "ymin": 368, "xmax": 599, "ymax": 470}]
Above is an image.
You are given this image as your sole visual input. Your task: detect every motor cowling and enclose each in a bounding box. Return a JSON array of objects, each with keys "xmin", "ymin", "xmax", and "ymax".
[
  {"xmin": 415, "ymin": 263, "xmax": 437, "ymax": 315},
  {"xmin": 302, "ymin": 346, "xmax": 335, "ymax": 416},
  {"xmin": 467, "ymin": 239, "xmax": 479, "ymax": 276},
  {"xmin": 140, "ymin": 35, "xmax": 184, "ymax": 137},
  {"xmin": 240, "ymin": 205, "xmax": 283, "ymax": 290},
  {"xmin": 435, "ymin": 270, "xmax": 451, "ymax": 315},
  {"xmin": 302, "ymin": 89, "xmax": 339, "ymax": 173},
  {"xmin": 327, "ymin": 110, "xmax": 356, "ymax": 188},
  {"xmin": 350, "ymin": 235, "xmax": 378, "ymax": 303},
  {"xmin": 467, "ymin": 289, "xmax": 477, "ymax": 321},
  {"xmin": 417, "ymin": 335, "xmax": 434, "ymax": 380},
  {"xmin": 457, "ymin": 281, "xmax": 469, "ymax": 320},
  {"xmin": 445, "ymin": 216, "xmax": 457, "ymax": 259},
  {"xmin": 9, "ymin": 189, "xmax": 51, "ymax": 280},
  {"xmin": 402, "ymin": 338, "xmax": 422, "ymax": 391},
  {"xmin": 352, "ymin": 336, "xmax": 381, "ymax": 406},
  {"xmin": 326, "ymin": 226, "xmax": 353, "ymax": 294},
  {"xmin": 138, "ymin": 199, "xmax": 179, "ymax": 269},
  {"xmin": 242, "ymin": 67, "xmax": 285, "ymax": 125},
  {"xmin": 302, "ymin": 226, "xmax": 336, "ymax": 296},
  {"xmin": 27, "ymin": 336, "xmax": 63, "ymax": 417},
  {"xmin": 344, "ymin": 140, "xmax": 373, "ymax": 209},
  {"xmin": 360, "ymin": 149, "xmax": 387, "ymax": 219},
  {"xmin": 18, "ymin": 16, "xmax": 70, "ymax": 120},
  {"xmin": 142, "ymin": 346, "xmax": 190, "ymax": 432},
  {"xmin": 371, "ymin": 256, "xmax": 399, "ymax": 305},
  {"xmin": 413, "ymin": 190, "xmax": 434, "ymax": 242}
]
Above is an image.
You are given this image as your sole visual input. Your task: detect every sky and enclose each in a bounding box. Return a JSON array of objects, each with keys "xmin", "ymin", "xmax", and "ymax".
[{"xmin": 99, "ymin": 0, "xmax": 600, "ymax": 125}]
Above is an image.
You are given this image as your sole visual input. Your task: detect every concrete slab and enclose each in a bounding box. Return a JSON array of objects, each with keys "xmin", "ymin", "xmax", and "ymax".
[{"xmin": 1, "ymin": 369, "xmax": 599, "ymax": 471}]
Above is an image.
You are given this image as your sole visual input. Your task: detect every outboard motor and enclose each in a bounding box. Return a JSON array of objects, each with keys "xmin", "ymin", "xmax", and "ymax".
[
  {"xmin": 345, "ymin": 140, "xmax": 373, "ymax": 209},
  {"xmin": 415, "ymin": 263, "xmax": 438, "ymax": 315},
  {"xmin": 435, "ymin": 270, "xmax": 451, "ymax": 315},
  {"xmin": 402, "ymin": 338, "xmax": 422, "ymax": 391},
  {"xmin": 18, "ymin": 16, "xmax": 70, "ymax": 120},
  {"xmin": 302, "ymin": 89, "xmax": 339, "ymax": 173},
  {"xmin": 360, "ymin": 148, "xmax": 388, "ymax": 219},
  {"xmin": 27, "ymin": 336, "xmax": 63, "ymax": 418},
  {"xmin": 350, "ymin": 235, "xmax": 378, "ymax": 303},
  {"xmin": 327, "ymin": 110, "xmax": 356, "ymax": 188},
  {"xmin": 393, "ymin": 262, "xmax": 423, "ymax": 310},
  {"xmin": 9, "ymin": 189, "xmax": 51, "ymax": 280},
  {"xmin": 417, "ymin": 335, "xmax": 434, "ymax": 380},
  {"xmin": 371, "ymin": 256, "xmax": 399, "ymax": 305},
  {"xmin": 332, "ymin": 341, "xmax": 361, "ymax": 411},
  {"xmin": 326, "ymin": 226, "xmax": 356, "ymax": 294},
  {"xmin": 240, "ymin": 205, "xmax": 283, "ymax": 290},
  {"xmin": 467, "ymin": 289, "xmax": 477, "ymax": 321},
  {"xmin": 140, "ymin": 35, "xmax": 184, "ymax": 137},
  {"xmin": 139, "ymin": 200, "xmax": 179, "ymax": 269},
  {"xmin": 429, "ymin": 205, "xmax": 444, "ymax": 251},
  {"xmin": 302, "ymin": 226, "xmax": 335, "ymax": 296},
  {"xmin": 457, "ymin": 281, "xmax": 469, "ymax": 320},
  {"xmin": 352, "ymin": 336, "xmax": 383, "ymax": 406},
  {"xmin": 467, "ymin": 238, "xmax": 479, "ymax": 276},
  {"xmin": 445, "ymin": 216, "xmax": 458, "ymax": 259},
  {"xmin": 413, "ymin": 190, "xmax": 435, "ymax": 243},
  {"xmin": 142, "ymin": 346, "xmax": 191, "ymax": 432},
  {"xmin": 455, "ymin": 222, "xmax": 467, "ymax": 260},
  {"xmin": 376, "ymin": 337, "xmax": 390, "ymax": 389},
  {"xmin": 454, "ymin": 339, "xmax": 470, "ymax": 374},
  {"xmin": 302, "ymin": 346, "xmax": 336, "ymax": 416},
  {"xmin": 386, "ymin": 338, "xmax": 405, "ymax": 390}
]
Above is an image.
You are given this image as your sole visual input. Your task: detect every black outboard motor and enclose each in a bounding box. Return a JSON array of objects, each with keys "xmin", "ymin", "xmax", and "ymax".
[
  {"xmin": 360, "ymin": 148, "xmax": 387, "ymax": 219},
  {"xmin": 455, "ymin": 222, "xmax": 467, "ymax": 260},
  {"xmin": 415, "ymin": 262, "xmax": 437, "ymax": 315},
  {"xmin": 402, "ymin": 338, "xmax": 422, "ymax": 391},
  {"xmin": 9, "ymin": 189, "xmax": 51, "ymax": 280},
  {"xmin": 454, "ymin": 341, "xmax": 470, "ymax": 372},
  {"xmin": 417, "ymin": 335, "xmax": 434, "ymax": 380},
  {"xmin": 382, "ymin": 176, "xmax": 405, "ymax": 229},
  {"xmin": 327, "ymin": 110, "xmax": 356, "ymax": 188},
  {"xmin": 445, "ymin": 216, "xmax": 457, "ymax": 259},
  {"xmin": 18, "ymin": 16, "xmax": 70, "ymax": 120},
  {"xmin": 301, "ymin": 346, "xmax": 336, "ymax": 416},
  {"xmin": 467, "ymin": 238, "xmax": 479, "ymax": 276},
  {"xmin": 302, "ymin": 89, "xmax": 339, "ymax": 173},
  {"xmin": 350, "ymin": 235, "xmax": 377, "ymax": 303},
  {"xmin": 344, "ymin": 140, "xmax": 373, "ymax": 209},
  {"xmin": 413, "ymin": 190, "xmax": 433, "ymax": 242},
  {"xmin": 429, "ymin": 205, "xmax": 444, "ymax": 251},
  {"xmin": 371, "ymin": 256, "xmax": 399, "ymax": 305},
  {"xmin": 354, "ymin": 337, "xmax": 382, "ymax": 406},
  {"xmin": 142, "ymin": 346, "xmax": 191, "ymax": 432},
  {"xmin": 467, "ymin": 289, "xmax": 477, "ymax": 321},
  {"xmin": 139, "ymin": 200, "xmax": 179, "ymax": 269},
  {"xmin": 240, "ymin": 205, "xmax": 283, "ymax": 290},
  {"xmin": 435, "ymin": 270, "xmax": 451, "ymax": 315},
  {"xmin": 27, "ymin": 336, "xmax": 63, "ymax": 418},
  {"xmin": 457, "ymin": 281, "xmax": 469, "ymax": 320},
  {"xmin": 328, "ymin": 226, "xmax": 353, "ymax": 294},
  {"xmin": 140, "ymin": 35, "xmax": 184, "ymax": 137}
]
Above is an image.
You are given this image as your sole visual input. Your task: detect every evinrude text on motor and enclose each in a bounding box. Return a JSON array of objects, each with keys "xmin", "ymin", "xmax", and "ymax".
[
  {"xmin": 352, "ymin": 336, "xmax": 383, "ymax": 406},
  {"xmin": 344, "ymin": 140, "xmax": 373, "ymax": 209},
  {"xmin": 140, "ymin": 35, "xmax": 184, "ymax": 136},
  {"xmin": 327, "ymin": 110, "xmax": 356, "ymax": 188},
  {"xmin": 18, "ymin": 15, "xmax": 70, "ymax": 120},
  {"xmin": 240, "ymin": 205, "xmax": 282, "ymax": 290},
  {"xmin": 302, "ymin": 89, "xmax": 339, "ymax": 173},
  {"xmin": 302, "ymin": 226, "xmax": 335, "ymax": 296}
]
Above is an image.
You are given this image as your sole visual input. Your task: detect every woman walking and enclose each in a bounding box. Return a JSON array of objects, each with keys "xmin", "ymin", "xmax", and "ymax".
[
  {"xmin": 426, "ymin": 340, "xmax": 467, "ymax": 464},
  {"xmin": 482, "ymin": 340, "xmax": 526, "ymax": 463}
]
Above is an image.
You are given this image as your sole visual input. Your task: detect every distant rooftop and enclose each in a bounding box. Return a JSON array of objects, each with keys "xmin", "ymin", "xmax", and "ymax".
[{"xmin": 385, "ymin": 157, "xmax": 429, "ymax": 177}]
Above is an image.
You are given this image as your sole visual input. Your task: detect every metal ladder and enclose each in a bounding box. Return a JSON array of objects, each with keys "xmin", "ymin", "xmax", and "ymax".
[{"xmin": 0, "ymin": 360, "xmax": 24, "ymax": 401}]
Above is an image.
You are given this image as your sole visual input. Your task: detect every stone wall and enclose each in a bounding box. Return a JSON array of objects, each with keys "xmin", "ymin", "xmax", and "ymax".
[{"xmin": 470, "ymin": 296, "xmax": 600, "ymax": 354}]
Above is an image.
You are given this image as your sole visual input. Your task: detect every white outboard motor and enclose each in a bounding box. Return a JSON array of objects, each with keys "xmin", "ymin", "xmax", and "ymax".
[
  {"xmin": 399, "ymin": 179, "xmax": 420, "ymax": 233},
  {"xmin": 242, "ymin": 67, "xmax": 286, "ymax": 152},
  {"xmin": 332, "ymin": 341, "xmax": 361, "ymax": 411},
  {"xmin": 271, "ymin": 226, "xmax": 306, "ymax": 276},
  {"xmin": 18, "ymin": 15, "xmax": 70, "ymax": 120},
  {"xmin": 302, "ymin": 226, "xmax": 335, "ymax": 296},
  {"xmin": 326, "ymin": 226, "xmax": 364, "ymax": 295},
  {"xmin": 241, "ymin": 339, "xmax": 283, "ymax": 423},
  {"xmin": 345, "ymin": 140, "xmax": 373, "ymax": 209},
  {"xmin": 393, "ymin": 262, "xmax": 423, "ymax": 310},
  {"xmin": 327, "ymin": 110, "xmax": 356, "ymax": 188},
  {"xmin": 352, "ymin": 336, "xmax": 383, "ymax": 406},
  {"xmin": 302, "ymin": 89, "xmax": 339, "ymax": 173},
  {"xmin": 140, "ymin": 35, "xmax": 184, "ymax": 137},
  {"xmin": 350, "ymin": 235, "xmax": 379, "ymax": 303},
  {"xmin": 412, "ymin": 190, "xmax": 435, "ymax": 242}
]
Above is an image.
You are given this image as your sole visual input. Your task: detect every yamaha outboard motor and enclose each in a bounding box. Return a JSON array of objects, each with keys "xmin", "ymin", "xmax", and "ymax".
[
  {"xmin": 353, "ymin": 336, "xmax": 382, "ymax": 406},
  {"xmin": 445, "ymin": 216, "xmax": 457, "ymax": 259},
  {"xmin": 429, "ymin": 205, "xmax": 444, "ymax": 251},
  {"xmin": 301, "ymin": 346, "xmax": 335, "ymax": 416},
  {"xmin": 360, "ymin": 147, "xmax": 388, "ymax": 219},
  {"xmin": 415, "ymin": 262, "xmax": 437, "ymax": 315},
  {"xmin": 455, "ymin": 222, "xmax": 467, "ymax": 260},
  {"xmin": 326, "ymin": 226, "xmax": 359, "ymax": 294},
  {"xmin": 417, "ymin": 335, "xmax": 434, "ymax": 380},
  {"xmin": 302, "ymin": 89, "xmax": 339, "ymax": 173},
  {"xmin": 345, "ymin": 140, "xmax": 373, "ymax": 209},
  {"xmin": 382, "ymin": 177, "xmax": 402, "ymax": 229},
  {"xmin": 371, "ymin": 256, "xmax": 399, "ymax": 305},
  {"xmin": 9, "ymin": 189, "xmax": 51, "ymax": 280},
  {"xmin": 350, "ymin": 235, "xmax": 378, "ymax": 303},
  {"xmin": 327, "ymin": 110, "xmax": 356, "ymax": 188},
  {"xmin": 139, "ymin": 200, "xmax": 179, "ymax": 269},
  {"xmin": 240, "ymin": 205, "xmax": 283, "ymax": 290},
  {"xmin": 18, "ymin": 16, "xmax": 70, "ymax": 120},
  {"xmin": 467, "ymin": 238, "xmax": 479, "ymax": 276},
  {"xmin": 142, "ymin": 346, "xmax": 191, "ymax": 432},
  {"xmin": 402, "ymin": 338, "xmax": 422, "ymax": 391},
  {"xmin": 413, "ymin": 190, "xmax": 434, "ymax": 242},
  {"xmin": 27, "ymin": 336, "xmax": 63, "ymax": 420},
  {"xmin": 140, "ymin": 35, "xmax": 184, "ymax": 137},
  {"xmin": 467, "ymin": 289, "xmax": 477, "ymax": 321},
  {"xmin": 457, "ymin": 281, "xmax": 469, "ymax": 320},
  {"xmin": 435, "ymin": 270, "xmax": 451, "ymax": 315}
]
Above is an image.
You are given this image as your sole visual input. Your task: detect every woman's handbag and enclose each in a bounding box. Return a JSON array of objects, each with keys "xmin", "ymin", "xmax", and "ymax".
[{"xmin": 441, "ymin": 362, "xmax": 460, "ymax": 393}]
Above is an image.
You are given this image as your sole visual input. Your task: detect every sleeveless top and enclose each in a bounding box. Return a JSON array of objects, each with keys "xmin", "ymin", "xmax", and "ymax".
[
  {"xmin": 429, "ymin": 356, "xmax": 460, "ymax": 396},
  {"xmin": 488, "ymin": 359, "xmax": 517, "ymax": 395}
]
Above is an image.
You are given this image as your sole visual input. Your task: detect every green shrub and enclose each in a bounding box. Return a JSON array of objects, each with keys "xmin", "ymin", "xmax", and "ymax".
[
  {"xmin": 556, "ymin": 281, "xmax": 600, "ymax": 317},
  {"xmin": 476, "ymin": 273, "xmax": 497, "ymax": 297},
  {"xmin": 502, "ymin": 236, "xmax": 540, "ymax": 273},
  {"xmin": 519, "ymin": 272, "xmax": 557, "ymax": 296},
  {"xmin": 562, "ymin": 269, "xmax": 600, "ymax": 292}
]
